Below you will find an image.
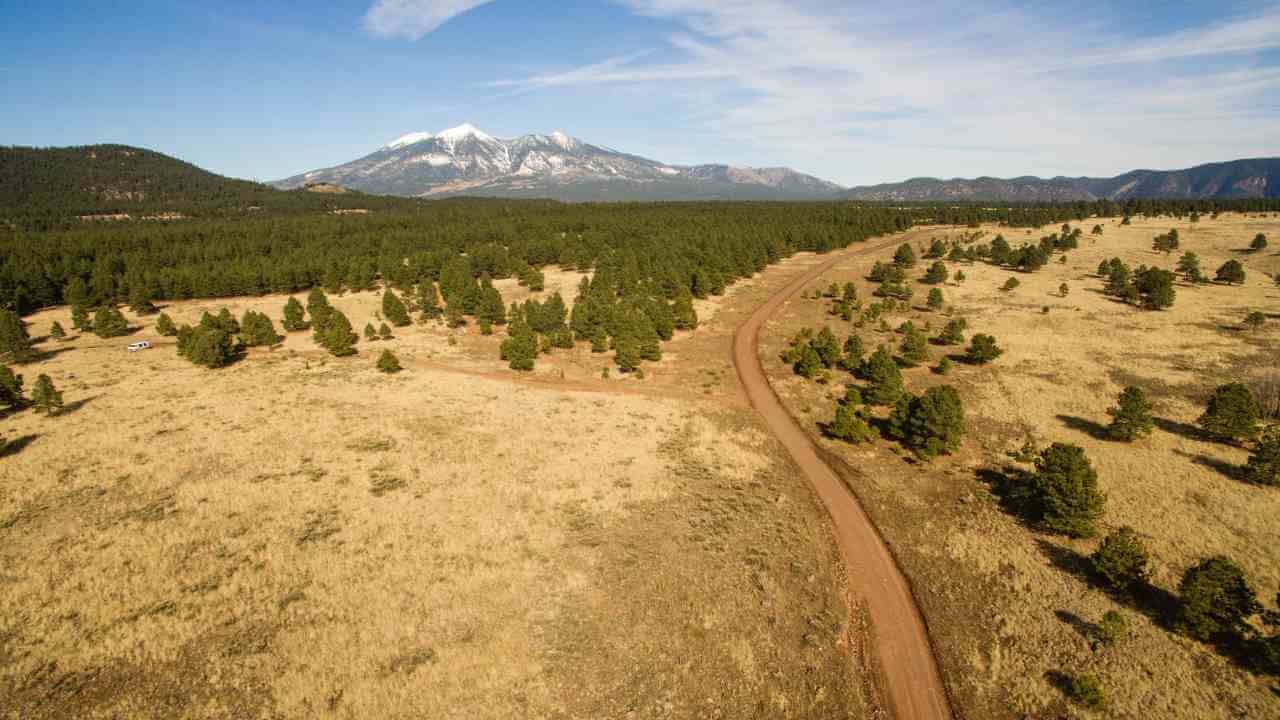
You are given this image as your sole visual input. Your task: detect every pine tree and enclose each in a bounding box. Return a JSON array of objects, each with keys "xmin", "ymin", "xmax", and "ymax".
[
  {"xmin": 672, "ymin": 287, "xmax": 699, "ymax": 330},
  {"xmin": 1175, "ymin": 556, "xmax": 1260, "ymax": 642},
  {"xmin": 31, "ymin": 374, "xmax": 63, "ymax": 415},
  {"xmin": 216, "ymin": 308, "xmax": 240, "ymax": 334},
  {"xmin": 893, "ymin": 243, "xmax": 917, "ymax": 268},
  {"xmin": 500, "ymin": 321, "xmax": 538, "ymax": 371},
  {"xmin": 1243, "ymin": 426, "xmax": 1280, "ymax": 487},
  {"xmin": 938, "ymin": 318, "xmax": 966, "ymax": 345},
  {"xmin": 828, "ymin": 401, "xmax": 878, "ymax": 443},
  {"xmin": 1251, "ymin": 233, "xmax": 1268, "ymax": 251},
  {"xmin": 382, "ymin": 289, "xmax": 411, "ymax": 327},
  {"xmin": 1030, "ymin": 443, "xmax": 1105, "ymax": 538},
  {"xmin": 926, "ymin": 287, "xmax": 944, "ymax": 311},
  {"xmin": 364, "ymin": 323, "xmax": 378, "ymax": 342},
  {"xmin": 965, "ymin": 334, "xmax": 1002, "ymax": 364},
  {"xmin": 128, "ymin": 282, "xmax": 157, "ymax": 315},
  {"xmin": 1198, "ymin": 383, "xmax": 1259, "ymax": 443},
  {"xmin": 793, "ymin": 343, "xmax": 823, "ymax": 378},
  {"xmin": 92, "ymin": 306, "xmax": 130, "ymax": 338},
  {"xmin": 1133, "ymin": 266, "xmax": 1176, "ymax": 310},
  {"xmin": 282, "ymin": 296, "xmax": 308, "ymax": 331},
  {"xmin": 379, "ymin": 322, "xmax": 393, "ymax": 340},
  {"xmin": 376, "ymin": 349, "xmax": 402, "ymax": 374},
  {"xmin": 887, "ymin": 385, "xmax": 965, "ymax": 459},
  {"xmin": 181, "ymin": 326, "xmax": 238, "ymax": 368},
  {"xmin": 0, "ymin": 310, "xmax": 34, "ymax": 362},
  {"xmin": 71, "ymin": 305, "xmax": 91, "ymax": 333},
  {"xmin": 812, "ymin": 326, "xmax": 841, "ymax": 368},
  {"xmin": 306, "ymin": 287, "xmax": 332, "ymax": 326},
  {"xmin": 478, "ymin": 284, "xmax": 506, "ymax": 326},
  {"xmin": 923, "ymin": 261, "xmax": 948, "ymax": 284},
  {"xmin": 315, "ymin": 309, "xmax": 358, "ymax": 357},
  {"xmin": 899, "ymin": 326, "xmax": 929, "ymax": 367},
  {"xmin": 418, "ymin": 281, "xmax": 441, "ymax": 321},
  {"xmin": 239, "ymin": 311, "xmax": 280, "ymax": 346},
  {"xmin": 1215, "ymin": 259, "xmax": 1246, "ymax": 285},
  {"xmin": 1090, "ymin": 527, "xmax": 1150, "ymax": 594},
  {"xmin": 841, "ymin": 334, "xmax": 864, "ymax": 373},
  {"xmin": 1106, "ymin": 386, "xmax": 1153, "ymax": 441},
  {"xmin": 864, "ymin": 346, "xmax": 904, "ymax": 405},
  {"xmin": 1176, "ymin": 252, "xmax": 1202, "ymax": 283},
  {"xmin": 49, "ymin": 321, "xmax": 66, "ymax": 340},
  {"xmin": 0, "ymin": 366, "xmax": 27, "ymax": 412},
  {"xmin": 155, "ymin": 313, "xmax": 177, "ymax": 336}
]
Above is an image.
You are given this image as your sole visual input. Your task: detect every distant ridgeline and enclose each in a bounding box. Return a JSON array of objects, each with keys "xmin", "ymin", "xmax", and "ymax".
[{"xmin": 2, "ymin": 144, "xmax": 1279, "ymax": 315}]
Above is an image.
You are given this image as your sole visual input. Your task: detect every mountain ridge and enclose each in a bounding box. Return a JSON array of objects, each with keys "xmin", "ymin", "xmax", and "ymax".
[
  {"xmin": 843, "ymin": 158, "xmax": 1280, "ymax": 201},
  {"xmin": 272, "ymin": 123, "xmax": 845, "ymax": 201}
]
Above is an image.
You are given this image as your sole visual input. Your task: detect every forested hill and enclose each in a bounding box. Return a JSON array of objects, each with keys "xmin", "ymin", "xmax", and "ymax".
[
  {"xmin": 844, "ymin": 158, "xmax": 1280, "ymax": 202},
  {"xmin": 0, "ymin": 144, "xmax": 417, "ymax": 231}
]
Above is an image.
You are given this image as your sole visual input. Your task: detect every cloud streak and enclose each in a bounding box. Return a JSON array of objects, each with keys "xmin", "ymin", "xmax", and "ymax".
[
  {"xmin": 487, "ymin": 1, "xmax": 1280, "ymax": 182},
  {"xmin": 363, "ymin": 0, "xmax": 496, "ymax": 40}
]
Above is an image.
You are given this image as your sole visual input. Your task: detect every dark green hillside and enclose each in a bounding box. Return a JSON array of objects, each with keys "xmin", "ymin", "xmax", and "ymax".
[{"xmin": 0, "ymin": 144, "xmax": 415, "ymax": 231}]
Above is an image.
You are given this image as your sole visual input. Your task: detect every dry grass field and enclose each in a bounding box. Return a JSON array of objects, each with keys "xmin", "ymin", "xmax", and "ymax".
[
  {"xmin": 761, "ymin": 214, "xmax": 1280, "ymax": 718},
  {"xmin": 0, "ymin": 261, "xmax": 876, "ymax": 719}
]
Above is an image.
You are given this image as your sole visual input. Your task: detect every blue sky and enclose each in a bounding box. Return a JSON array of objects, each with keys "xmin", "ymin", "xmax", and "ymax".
[{"xmin": 2, "ymin": 0, "xmax": 1278, "ymax": 186}]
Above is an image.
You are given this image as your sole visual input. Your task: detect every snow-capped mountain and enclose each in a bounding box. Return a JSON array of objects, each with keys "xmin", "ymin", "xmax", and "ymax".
[{"xmin": 273, "ymin": 124, "xmax": 844, "ymax": 201}]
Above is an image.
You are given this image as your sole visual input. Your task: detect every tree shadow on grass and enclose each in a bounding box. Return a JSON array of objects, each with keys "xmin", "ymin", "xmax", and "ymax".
[
  {"xmin": 0, "ymin": 434, "xmax": 38, "ymax": 458},
  {"xmin": 1053, "ymin": 609, "xmax": 1097, "ymax": 642},
  {"xmin": 56, "ymin": 395, "xmax": 98, "ymax": 417},
  {"xmin": 1056, "ymin": 414, "xmax": 1111, "ymax": 440},
  {"xmin": 1172, "ymin": 448, "xmax": 1242, "ymax": 480},
  {"xmin": 1152, "ymin": 416, "xmax": 1205, "ymax": 442}
]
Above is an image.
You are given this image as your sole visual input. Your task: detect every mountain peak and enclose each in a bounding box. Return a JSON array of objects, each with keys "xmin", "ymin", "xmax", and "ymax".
[
  {"xmin": 385, "ymin": 131, "xmax": 434, "ymax": 149},
  {"xmin": 549, "ymin": 131, "xmax": 577, "ymax": 150},
  {"xmin": 437, "ymin": 123, "xmax": 492, "ymax": 143}
]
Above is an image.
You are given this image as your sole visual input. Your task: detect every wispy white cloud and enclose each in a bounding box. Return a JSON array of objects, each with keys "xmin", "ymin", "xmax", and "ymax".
[
  {"xmin": 363, "ymin": 0, "xmax": 496, "ymax": 40},
  {"xmin": 487, "ymin": 1, "xmax": 1280, "ymax": 182}
]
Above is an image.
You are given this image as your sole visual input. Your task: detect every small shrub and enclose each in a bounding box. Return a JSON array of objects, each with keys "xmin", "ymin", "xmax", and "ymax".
[
  {"xmin": 376, "ymin": 349, "xmax": 402, "ymax": 374},
  {"xmin": 1244, "ymin": 311, "xmax": 1265, "ymax": 331},
  {"xmin": 965, "ymin": 334, "xmax": 1002, "ymax": 364},
  {"xmin": 1066, "ymin": 673, "xmax": 1107, "ymax": 710},
  {"xmin": 1001, "ymin": 277, "xmax": 1020, "ymax": 292},
  {"xmin": 1095, "ymin": 611, "xmax": 1129, "ymax": 646},
  {"xmin": 827, "ymin": 402, "xmax": 878, "ymax": 443}
]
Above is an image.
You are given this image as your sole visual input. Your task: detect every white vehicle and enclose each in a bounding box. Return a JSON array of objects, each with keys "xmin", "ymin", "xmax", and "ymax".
[{"xmin": 126, "ymin": 341, "xmax": 152, "ymax": 352}]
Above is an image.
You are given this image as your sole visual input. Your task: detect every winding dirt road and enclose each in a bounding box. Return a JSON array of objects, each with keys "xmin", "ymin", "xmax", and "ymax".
[{"xmin": 731, "ymin": 239, "xmax": 953, "ymax": 720}]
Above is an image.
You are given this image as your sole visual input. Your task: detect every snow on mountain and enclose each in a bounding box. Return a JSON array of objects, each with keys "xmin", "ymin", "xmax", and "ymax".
[{"xmin": 274, "ymin": 124, "xmax": 845, "ymax": 201}]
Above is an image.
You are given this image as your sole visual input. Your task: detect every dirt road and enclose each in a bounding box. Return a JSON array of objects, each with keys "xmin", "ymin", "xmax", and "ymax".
[{"xmin": 731, "ymin": 237, "xmax": 954, "ymax": 720}]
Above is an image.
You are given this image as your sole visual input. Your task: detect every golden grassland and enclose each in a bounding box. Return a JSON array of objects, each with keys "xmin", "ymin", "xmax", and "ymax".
[
  {"xmin": 1, "ymin": 261, "xmax": 873, "ymax": 719},
  {"xmin": 762, "ymin": 213, "xmax": 1280, "ymax": 718}
]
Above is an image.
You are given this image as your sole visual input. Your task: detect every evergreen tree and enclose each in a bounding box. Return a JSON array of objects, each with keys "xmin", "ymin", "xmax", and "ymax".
[
  {"xmin": 812, "ymin": 326, "xmax": 841, "ymax": 368},
  {"xmin": 828, "ymin": 401, "xmax": 878, "ymax": 443},
  {"xmin": 64, "ymin": 278, "xmax": 90, "ymax": 322},
  {"xmin": 180, "ymin": 326, "xmax": 238, "ymax": 368},
  {"xmin": 1029, "ymin": 443, "xmax": 1105, "ymax": 537},
  {"xmin": 793, "ymin": 343, "xmax": 823, "ymax": 379},
  {"xmin": 863, "ymin": 346, "xmax": 904, "ymax": 405},
  {"xmin": 1176, "ymin": 252, "xmax": 1202, "ymax": 283},
  {"xmin": 306, "ymin": 287, "xmax": 332, "ymax": 326},
  {"xmin": 1132, "ymin": 266, "xmax": 1176, "ymax": 309},
  {"xmin": 887, "ymin": 385, "xmax": 965, "ymax": 459},
  {"xmin": 71, "ymin": 305, "xmax": 91, "ymax": 333},
  {"xmin": 1198, "ymin": 383, "xmax": 1259, "ymax": 443},
  {"xmin": 1251, "ymin": 233, "xmax": 1268, "ymax": 251},
  {"xmin": 938, "ymin": 318, "xmax": 966, "ymax": 345},
  {"xmin": 376, "ymin": 349, "xmax": 402, "ymax": 374},
  {"xmin": 841, "ymin": 334, "xmax": 864, "ymax": 373},
  {"xmin": 923, "ymin": 261, "xmax": 948, "ymax": 284},
  {"xmin": 445, "ymin": 302, "xmax": 465, "ymax": 328},
  {"xmin": 418, "ymin": 281, "xmax": 441, "ymax": 321},
  {"xmin": 926, "ymin": 287, "xmax": 944, "ymax": 311},
  {"xmin": 364, "ymin": 323, "xmax": 378, "ymax": 342},
  {"xmin": 899, "ymin": 326, "xmax": 929, "ymax": 367},
  {"xmin": 966, "ymin": 334, "xmax": 1002, "ymax": 364},
  {"xmin": 893, "ymin": 243, "xmax": 917, "ymax": 268},
  {"xmin": 1244, "ymin": 311, "xmax": 1265, "ymax": 331},
  {"xmin": 1090, "ymin": 527, "xmax": 1150, "ymax": 594},
  {"xmin": 0, "ymin": 310, "xmax": 34, "ymax": 362},
  {"xmin": 0, "ymin": 366, "xmax": 27, "ymax": 413},
  {"xmin": 382, "ymin": 289, "xmax": 411, "ymax": 327},
  {"xmin": 1106, "ymin": 386, "xmax": 1154, "ymax": 441},
  {"xmin": 215, "ymin": 307, "xmax": 240, "ymax": 335},
  {"xmin": 49, "ymin": 321, "xmax": 66, "ymax": 340},
  {"xmin": 379, "ymin": 322, "xmax": 393, "ymax": 340},
  {"xmin": 282, "ymin": 296, "xmax": 308, "ymax": 331},
  {"xmin": 1215, "ymin": 259, "xmax": 1246, "ymax": 285},
  {"xmin": 315, "ymin": 309, "xmax": 357, "ymax": 357},
  {"xmin": 1001, "ymin": 277, "xmax": 1020, "ymax": 292},
  {"xmin": 1175, "ymin": 556, "xmax": 1260, "ymax": 642},
  {"xmin": 926, "ymin": 238, "xmax": 947, "ymax": 258},
  {"xmin": 500, "ymin": 321, "xmax": 538, "ymax": 371},
  {"xmin": 92, "ymin": 306, "xmax": 129, "ymax": 338},
  {"xmin": 31, "ymin": 374, "xmax": 63, "ymax": 415},
  {"xmin": 1243, "ymin": 426, "xmax": 1280, "ymax": 487},
  {"xmin": 672, "ymin": 287, "xmax": 699, "ymax": 330},
  {"xmin": 155, "ymin": 312, "xmax": 177, "ymax": 336},
  {"xmin": 128, "ymin": 282, "xmax": 157, "ymax": 315},
  {"xmin": 239, "ymin": 310, "xmax": 280, "ymax": 346},
  {"xmin": 478, "ymin": 284, "xmax": 506, "ymax": 326}
]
